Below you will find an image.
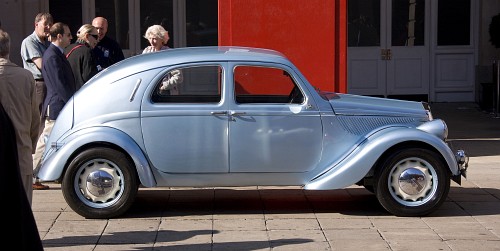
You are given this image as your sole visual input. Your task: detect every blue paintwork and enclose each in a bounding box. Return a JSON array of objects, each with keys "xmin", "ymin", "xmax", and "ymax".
[{"xmin": 37, "ymin": 46, "xmax": 464, "ymax": 190}]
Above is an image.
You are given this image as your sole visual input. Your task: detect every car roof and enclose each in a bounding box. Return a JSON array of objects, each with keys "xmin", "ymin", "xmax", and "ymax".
[
  {"xmin": 88, "ymin": 46, "xmax": 294, "ymax": 85},
  {"xmin": 119, "ymin": 46, "xmax": 289, "ymax": 69}
]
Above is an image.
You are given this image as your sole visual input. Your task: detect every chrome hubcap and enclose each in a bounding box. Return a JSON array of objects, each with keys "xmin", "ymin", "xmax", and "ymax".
[
  {"xmin": 389, "ymin": 157, "xmax": 437, "ymax": 206},
  {"xmin": 86, "ymin": 170, "xmax": 114, "ymax": 197},
  {"xmin": 75, "ymin": 159, "xmax": 123, "ymax": 208},
  {"xmin": 398, "ymin": 168, "xmax": 426, "ymax": 195}
]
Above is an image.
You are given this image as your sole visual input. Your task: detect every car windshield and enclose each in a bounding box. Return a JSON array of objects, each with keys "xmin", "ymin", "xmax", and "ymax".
[{"xmin": 317, "ymin": 88, "xmax": 339, "ymax": 101}]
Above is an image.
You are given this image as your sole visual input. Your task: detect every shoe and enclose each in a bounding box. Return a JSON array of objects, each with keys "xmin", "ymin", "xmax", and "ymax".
[{"xmin": 33, "ymin": 182, "xmax": 49, "ymax": 190}]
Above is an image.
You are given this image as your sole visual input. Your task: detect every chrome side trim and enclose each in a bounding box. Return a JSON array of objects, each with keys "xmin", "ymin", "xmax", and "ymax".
[{"xmin": 129, "ymin": 78, "xmax": 142, "ymax": 102}]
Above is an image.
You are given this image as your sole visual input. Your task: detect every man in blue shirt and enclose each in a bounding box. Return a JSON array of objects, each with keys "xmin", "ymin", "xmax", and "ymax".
[
  {"xmin": 21, "ymin": 13, "xmax": 53, "ymax": 118},
  {"xmin": 20, "ymin": 13, "xmax": 53, "ymax": 190}
]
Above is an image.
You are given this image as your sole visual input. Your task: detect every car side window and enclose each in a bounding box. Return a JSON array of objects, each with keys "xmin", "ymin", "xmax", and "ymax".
[
  {"xmin": 152, "ymin": 65, "xmax": 223, "ymax": 103},
  {"xmin": 234, "ymin": 65, "xmax": 304, "ymax": 104}
]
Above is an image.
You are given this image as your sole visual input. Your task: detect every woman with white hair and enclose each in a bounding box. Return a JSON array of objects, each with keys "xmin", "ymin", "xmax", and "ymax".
[
  {"xmin": 142, "ymin": 24, "xmax": 170, "ymax": 53},
  {"xmin": 64, "ymin": 24, "xmax": 99, "ymax": 90},
  {"xmin": 143, "ymin": 24, "xmax": 183, "ymax": 94}
]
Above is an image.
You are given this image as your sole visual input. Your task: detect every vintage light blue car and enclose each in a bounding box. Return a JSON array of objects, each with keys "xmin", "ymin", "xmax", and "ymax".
[{"xmin": 37, "ymin": 46, "xmax": 468, "ymax": 219}]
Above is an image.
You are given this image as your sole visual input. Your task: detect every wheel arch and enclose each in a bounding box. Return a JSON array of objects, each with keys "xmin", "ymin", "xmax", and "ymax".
[
  {"xmin": 62, "ymin": 142, "xmax": 141, "ymax": 183},
  {"xmin": 305, "ymin": 127, "xmax": 459, "ymax": 190},
  {"xmin": 366, "ymin": 140, "xmax": 450, "ymax": 178},
  {"xmin": 38, "ymin": 127, "xmax": 156, "ymax": 187}
]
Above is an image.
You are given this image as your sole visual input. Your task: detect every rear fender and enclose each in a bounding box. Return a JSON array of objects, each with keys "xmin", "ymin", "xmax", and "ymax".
[
  {"xmin": 305, "ymin": 127, "xmax": 459, "ymax": 190},
  {"xmin": 37, "ymin": 127, "xmax": 156, "ymax": 187}
]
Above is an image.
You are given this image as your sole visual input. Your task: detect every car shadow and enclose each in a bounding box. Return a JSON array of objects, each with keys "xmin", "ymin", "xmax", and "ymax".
[
  {"xmin": 40, "ymin": 186, "xmax": 500, "ymax": 248},
  {"xmin": 119, "ymin": 186, "xmax": 500, "ymax": 219},
  {"xmin": 43, "ymin": 229, "xmax": 313, "ymax": 249}
]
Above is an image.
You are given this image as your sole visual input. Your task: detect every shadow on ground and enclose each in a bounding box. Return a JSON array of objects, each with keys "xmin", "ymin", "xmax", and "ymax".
[
  {"xmin": 117, "ymin": 187, "xmax": 500, "ymax": 219},
  {"xmin": 43, "ymin": 228, "xmax": 313, "ymax": 250}
]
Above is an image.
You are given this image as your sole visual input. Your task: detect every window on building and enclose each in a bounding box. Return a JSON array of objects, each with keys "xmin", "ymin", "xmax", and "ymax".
[
  {"xmin": 186, "ymin": 0, "xmax": 218, "ymax": 46},
  {"xmin": 49, "ymin": 0, "xmax": 82, "ymax": 43},
  {"xmin": 391, "ymin": 0, "xmax": 425, "ymax": 46},
  {"xmin": 348, "ymin": 0, "xmax": 381, "ymax": 47},
  {"xmin": 95, "ymin": 1, "xmax": 129, "ymax": 49},
  {"xmin": 140, "ymin": 0, "xmax": 174, "ymax": 49},
  {"xmin": 438, "ymin": 0, "xmax": 471, "ymax": 46}
]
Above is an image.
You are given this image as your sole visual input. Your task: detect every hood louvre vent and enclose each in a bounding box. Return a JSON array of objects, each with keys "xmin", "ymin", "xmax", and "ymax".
[{"xmin": 338, "ymin": 116, "xmax": 419, "ymax": 135}]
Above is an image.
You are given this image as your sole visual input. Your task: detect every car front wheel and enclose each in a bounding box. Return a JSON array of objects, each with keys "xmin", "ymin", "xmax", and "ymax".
[
  {"xmin": 62, "ymin": 147, "xmax": 139, "ymax": 219},
  {"xmin": 374, "ymin": 148, "xmax": 450, "ymax": 217}
]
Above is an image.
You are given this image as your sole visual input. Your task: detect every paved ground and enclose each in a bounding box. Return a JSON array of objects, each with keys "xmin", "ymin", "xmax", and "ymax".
[{"xmin": 33, "ymin": 102, "xmax": 500, "ymax": 251}]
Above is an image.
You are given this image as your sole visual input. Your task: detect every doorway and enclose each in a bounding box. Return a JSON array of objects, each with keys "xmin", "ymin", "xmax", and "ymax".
[{"xmin": 347, "ymin": 0, "xmax": 430, "ymax": 101}]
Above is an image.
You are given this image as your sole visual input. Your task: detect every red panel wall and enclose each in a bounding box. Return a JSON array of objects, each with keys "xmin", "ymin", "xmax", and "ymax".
[{"xmin": 218, "ymin": 0, "xmax": 347, "ymax": 93}]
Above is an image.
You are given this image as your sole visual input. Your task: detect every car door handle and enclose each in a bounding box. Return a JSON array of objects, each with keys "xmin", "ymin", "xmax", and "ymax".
[
  {"xmin": 230, "ymin": 111, "xmax": 246, "ymax": 116},
  {"xmin": 211, "ymin": 111, "xmax": 228, "ymax": 116}
]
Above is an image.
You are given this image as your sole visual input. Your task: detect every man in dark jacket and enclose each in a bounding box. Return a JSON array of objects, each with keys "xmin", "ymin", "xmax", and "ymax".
[
  {"xmin": 92, "ymin": 17, "xmax": 125, "ymax": 71},
  {"xmin": 33, "ymin": 22, "xmax": 75, "ymax": 171}
]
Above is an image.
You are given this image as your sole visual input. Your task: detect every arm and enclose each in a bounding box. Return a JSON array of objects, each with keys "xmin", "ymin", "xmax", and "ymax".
[
  {"xmin": 81, "ymin": 49, "xmax": 98, "ymax": 83},
  {"xmin": 160, "ymin": 69, "xmax": 183, "ymax": 91},
  {"xmin": 111, "ymin": 40, "xmax": 125, "ymax": 63},
  {"xmin": 113, "ymin": 47, "xmax": 125, "ymax": 62},
  {"xmin": 32, "ymin": 57, "xmax": 43, "ymax": 70},
  {"xmin": 142, "ymin": 46, "xmax": 152, "ymax": 54},
  {"xmin": 20, "ymin": 37, "xmax": 44, "ymax": 71}
]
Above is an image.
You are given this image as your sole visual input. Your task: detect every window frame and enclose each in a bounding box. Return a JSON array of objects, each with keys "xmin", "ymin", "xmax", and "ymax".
[
  {"xmin": 151, "ymin": 64, "xmax": 224, "ymax": 104},
  {"xmin": 233, "ymin": 65, "xmax": 305, "ymax": 105}
]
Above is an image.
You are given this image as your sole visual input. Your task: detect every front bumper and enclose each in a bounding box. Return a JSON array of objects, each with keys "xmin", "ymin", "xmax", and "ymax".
[{"xmin": 452, "ymin": 149, "xmax": 469, "ymax": 185}]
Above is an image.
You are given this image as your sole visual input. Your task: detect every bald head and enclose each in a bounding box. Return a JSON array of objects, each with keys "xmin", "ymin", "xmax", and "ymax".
[{"xmin": 92, "ymin": 17, "xmax": 108, "ymax": 40}]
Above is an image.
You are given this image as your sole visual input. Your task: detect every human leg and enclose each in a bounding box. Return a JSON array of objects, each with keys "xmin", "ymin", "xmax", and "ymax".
[{"xmin": 32, "ymin": 119, "xmax": 54, "ymax": 190}]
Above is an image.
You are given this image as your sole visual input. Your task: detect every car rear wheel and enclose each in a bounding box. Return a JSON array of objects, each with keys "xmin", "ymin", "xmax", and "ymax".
[
  {"xmin": 374, "ymin": 148, "xmax": 450, "ymax": 216},
  {"xmin": 62, "ymin": 147, "xmax": 138, "ymax": 219}
]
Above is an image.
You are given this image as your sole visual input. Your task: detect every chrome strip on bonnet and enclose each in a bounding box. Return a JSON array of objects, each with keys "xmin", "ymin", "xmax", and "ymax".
[{"xmin": 129, "ymin": 78, "xmax": 142, "ymax": 102}]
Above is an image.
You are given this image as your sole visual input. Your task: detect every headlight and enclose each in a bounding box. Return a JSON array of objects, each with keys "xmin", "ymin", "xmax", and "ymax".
[{"xmin": 417, "ymin": 119, "xmax": 448, "ymax": 141}]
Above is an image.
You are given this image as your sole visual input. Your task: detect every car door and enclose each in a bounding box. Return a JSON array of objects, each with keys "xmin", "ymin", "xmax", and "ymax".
[
  {"xmin": 228, "ymin": 63, "xmax": 323, "ymax": 173},
  {"xmin": 141, "ymin": 63, "xmax": 229, "ymax": 173}
]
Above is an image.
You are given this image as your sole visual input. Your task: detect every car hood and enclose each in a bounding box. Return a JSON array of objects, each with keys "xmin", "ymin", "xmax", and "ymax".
[{"xmin": 322, "ymin": 92, "xmax": 428, "ymax": 118}]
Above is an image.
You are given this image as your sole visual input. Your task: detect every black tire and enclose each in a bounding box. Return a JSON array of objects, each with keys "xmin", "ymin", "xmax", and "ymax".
[
  {"xmin": 62, "ymin": 147, "xmax": 139, "ymax": 219},
  {"xmin": 374, "ymin": 148, "xmax": 450, "ymax": 217}
]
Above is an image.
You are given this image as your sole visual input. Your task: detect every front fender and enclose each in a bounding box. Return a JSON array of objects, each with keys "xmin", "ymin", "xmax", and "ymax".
[
  {"xmin": 305, "ymin": 126, "xmax": 459, "ymax": 190},
  {"xmin": 37, "ymin": 126, "xmax": 156, "ymax": 187}
]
